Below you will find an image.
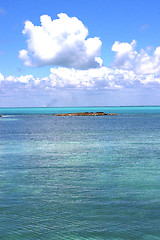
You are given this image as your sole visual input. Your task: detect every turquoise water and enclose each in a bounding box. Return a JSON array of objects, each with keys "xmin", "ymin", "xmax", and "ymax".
[
  {"xmin": 0, "ymin": 106, "xmax": 160, "ymax": 115},
  {"xmin": 0, "ymin": 107, "xmax": 160, "ymax": 239}
]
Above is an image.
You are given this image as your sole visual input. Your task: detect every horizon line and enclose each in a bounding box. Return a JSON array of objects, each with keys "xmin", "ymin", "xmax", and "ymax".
[{"xmin": 0, "ymin": 105, "xmax": 160, "ymax": 109}]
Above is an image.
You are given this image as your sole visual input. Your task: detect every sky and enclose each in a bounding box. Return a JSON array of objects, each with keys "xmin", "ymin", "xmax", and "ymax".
[{"xmin": 0, "ymin": 0, "xmax": 160, "ymax": 107}]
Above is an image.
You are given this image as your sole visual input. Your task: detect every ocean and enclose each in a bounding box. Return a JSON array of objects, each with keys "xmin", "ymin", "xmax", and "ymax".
[{"xmin": 0, "ymin": 106, "xmax": 160, "ymax": 240}]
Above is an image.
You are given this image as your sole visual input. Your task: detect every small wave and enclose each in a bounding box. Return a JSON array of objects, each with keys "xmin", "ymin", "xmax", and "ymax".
[
  {"xmin": 1, "ymin": 115, "xmax": 10, "ymax": 118},
  {"xmin": 0, "ymin": 115, "xmax": 19, "ymax": 121}
]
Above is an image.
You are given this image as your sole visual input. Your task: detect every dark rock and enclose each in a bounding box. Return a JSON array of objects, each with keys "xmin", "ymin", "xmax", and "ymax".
[{"xmin": 54, "ymin": 112, "xmax": 117, "ymax": 116}]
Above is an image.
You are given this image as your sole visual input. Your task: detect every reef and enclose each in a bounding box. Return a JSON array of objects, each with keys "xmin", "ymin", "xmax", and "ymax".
[{"xmin": 54, "ymin": 112, "xmax": 117, "ymax": 116}]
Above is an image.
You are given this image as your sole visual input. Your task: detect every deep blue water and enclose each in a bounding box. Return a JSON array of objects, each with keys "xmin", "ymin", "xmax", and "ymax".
[{"xmin": 0, "ymin": 107, "xmax": 160, "ymax": 240}]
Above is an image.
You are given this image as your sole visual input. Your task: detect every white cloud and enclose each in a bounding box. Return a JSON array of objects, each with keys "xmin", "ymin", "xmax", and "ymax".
[
  {"xmin": 112, "ymin": 40, "xmax": 160, "ymax": 74},
  {"xmin": 49, "ymin": 67, "xmax": 160, "ymax": 89},
  {"xmin": 1, "ymin": 66, "xmax": 160, "ymax": 92},
  {"xmin": 19, "ymin": 13, "xmax": 102, "ymax": 69},
  {"xmin": 0, "ymin": 73, "xmax": 4, "ymax": 81},
  {"xmin": 49, "ymin": 67, "xmax": 116, "ymax": 89},
  {"xmin": 1, "ymin": 74, "xmax": 41, "ymax": 90},
  {"xmin": 112, "ymin": 40, "xmax": 137, "ymax": 70},
  {"xmin": 5, "ymin": 74, "xmax": 37, "ymax": 84}
]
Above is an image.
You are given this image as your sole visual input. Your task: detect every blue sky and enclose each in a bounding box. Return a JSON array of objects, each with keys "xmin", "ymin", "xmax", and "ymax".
[{"xmin": 0, "ymin": 0, "xmax": 160, "ymax": 107}]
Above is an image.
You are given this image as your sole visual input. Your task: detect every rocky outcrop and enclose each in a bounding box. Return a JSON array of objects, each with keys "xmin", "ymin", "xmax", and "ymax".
[
  {"xmin": 54, "ymin": 112, "xmax": 117, "ymax": 116},
  {"xmin": 0, "ymin": 115, "xmax": 2, "ymax": 117}
]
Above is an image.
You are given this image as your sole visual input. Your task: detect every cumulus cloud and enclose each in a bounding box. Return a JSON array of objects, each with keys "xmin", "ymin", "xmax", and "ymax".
[
  {"xmin": 49, "ymin": 67, "xmax": 160, "ymax": 89},
  {"xmin": 49, "ymin": 67, "xmax": 119, "ymax": 89},
  {"xmin": 112, "ymin": 40, "xmax": 137, "ymax": 70},
  {"xmin": 1, "ymin": 66, "xmax": 160, "ymax": 93},
  {"xmin": 5, "ymin": 74, "xmax": 40, "ymax": 85},
  {"xmin": 0, "ymin": 73, "xmax": 4, "ymax": 81},
  {"xmin": 112, "ymin": 40, "xmax": 160, "ymax": 74},
  {"xmin": 19, "ymin": 13, "xmax": 102, "ymax": 69}
]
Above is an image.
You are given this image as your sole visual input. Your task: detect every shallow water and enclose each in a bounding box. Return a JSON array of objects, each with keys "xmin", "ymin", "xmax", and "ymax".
[
  {"xmin": 0, "ymin": 107, "xmax": 160, "ymax": 239},
  {"xmin": 0, "ymin": 106, "xmax": 160, "ymax": 115}
]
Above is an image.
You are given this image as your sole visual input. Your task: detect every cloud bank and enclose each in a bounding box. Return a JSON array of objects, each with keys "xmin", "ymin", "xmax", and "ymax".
[
  {"xmin": 1, "ymin": 66, "xmax": 160, "ymax": 91},
  {"xmin": 1, "ymin": 66, "xmax": 160, "ymax": 107},
  {"xmin": 19, "ymin": 13, "xmax": 102, "ymax": 69}
]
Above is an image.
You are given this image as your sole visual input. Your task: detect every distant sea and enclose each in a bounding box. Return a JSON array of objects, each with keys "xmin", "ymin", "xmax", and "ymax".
[{"xmin": 0, "ymin": 106, "xmax": 160, "ymax": 240}]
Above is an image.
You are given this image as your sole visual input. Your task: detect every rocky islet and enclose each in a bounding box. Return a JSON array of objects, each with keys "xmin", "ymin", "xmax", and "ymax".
[{"xmin": 54, "ymin": 112, "xmax": 117, "ymax": 116}]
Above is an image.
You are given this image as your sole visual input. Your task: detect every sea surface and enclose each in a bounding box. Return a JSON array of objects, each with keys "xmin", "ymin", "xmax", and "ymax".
[{"xmin": 0, "ymin": 106, "xmax": 160, "ymax": 240}]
